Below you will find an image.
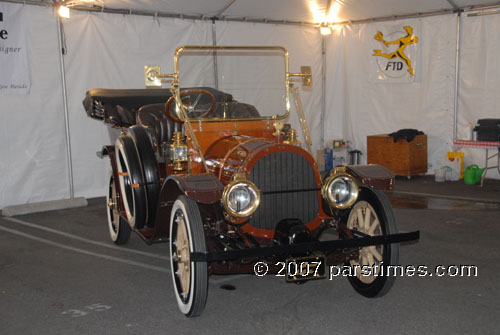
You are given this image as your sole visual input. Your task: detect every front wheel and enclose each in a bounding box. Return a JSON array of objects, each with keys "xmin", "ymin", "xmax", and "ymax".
[
  {"xmin": 169, "ymin": 196, "xmax": 208, "ymax": 317},
  {"xmin": 345, "ymin": 188, "xmax": 399, "ymax": 298}
]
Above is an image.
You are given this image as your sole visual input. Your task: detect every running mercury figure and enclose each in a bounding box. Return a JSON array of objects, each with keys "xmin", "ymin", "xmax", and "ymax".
[{"xmin": 373, "ymin": 26, "xmax": 418, "ymax": 76}]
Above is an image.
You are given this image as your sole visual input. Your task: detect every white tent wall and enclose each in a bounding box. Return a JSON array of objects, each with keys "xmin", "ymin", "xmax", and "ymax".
[
  {"xmin": 62, "ymin": 12, "xmax": 213, "ymax": 201},
  {"xmin": 324, "ymin": 14, "xmax": 459, "ymax": 174},
  {"xmin": 0, "ymin": 4, "xmax": 69, "ymax": 208},
  {"xmin": 457, "ymin": 11, "xmax": 500, "ymax": 179}
]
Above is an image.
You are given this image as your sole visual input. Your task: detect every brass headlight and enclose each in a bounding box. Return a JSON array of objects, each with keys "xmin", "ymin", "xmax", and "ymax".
[
  {"xmin": 321, "ymin": 173, "xmax": 359, "ymax": 209},
  {"xmin": 222, "ymin": 174, "xmax": 261, "ymax": 218}
]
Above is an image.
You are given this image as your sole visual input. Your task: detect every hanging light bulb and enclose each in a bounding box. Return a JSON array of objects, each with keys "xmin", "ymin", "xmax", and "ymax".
[
  {"xmin": 58, "ymin": 5, "xmax": 70, "ymax": 18},
  {"xmin": 320, "ymin": 24, "xmax": 332, "ymax": 36}
]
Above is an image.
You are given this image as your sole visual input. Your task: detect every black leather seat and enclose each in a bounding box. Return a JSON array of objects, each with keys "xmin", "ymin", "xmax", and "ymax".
[{"xmin": 137, "ymin": 103, "xmax": 183, "ymax": 148}]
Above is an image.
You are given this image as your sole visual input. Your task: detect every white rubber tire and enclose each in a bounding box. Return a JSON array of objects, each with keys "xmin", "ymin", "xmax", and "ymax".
[{"xmin": 169, "ymin": 195, "xmax": 208, "ymax": 317}]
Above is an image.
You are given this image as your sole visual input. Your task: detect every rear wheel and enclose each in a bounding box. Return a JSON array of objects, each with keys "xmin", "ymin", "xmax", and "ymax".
[
  {"xmin": 106, "ymin": 169, "xmax": 131, "ymax": 245},
  {"xmin": 169, "ymin": 195, "xmax": 208, "ymax": 317},
  {"xmin": 345, "ymin": 188, "xmax": 399, "ymax": 297}
]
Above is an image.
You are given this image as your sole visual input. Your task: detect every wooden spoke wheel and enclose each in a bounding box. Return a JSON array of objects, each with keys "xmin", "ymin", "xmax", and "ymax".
[
  {"xmin": 345, "ymin": 188, "xmax": 399, "ymax": 298},
  {"xmin": 106, "ymin": 169, "xmax": 131, "ymax": 245}
]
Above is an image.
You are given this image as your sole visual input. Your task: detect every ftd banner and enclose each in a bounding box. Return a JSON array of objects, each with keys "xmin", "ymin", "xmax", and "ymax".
[
  {"xmin": 0, "ymin": 3, "xmax": 30, "ymax": 95},
  {"xmin": 369, "ymin": 22, "xmax": 420, "ymax": 83}
]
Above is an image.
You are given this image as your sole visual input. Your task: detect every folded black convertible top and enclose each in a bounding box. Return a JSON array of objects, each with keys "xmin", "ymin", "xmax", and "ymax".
[
  {"xmin": 82, "ymin": 88, "xmax": 173, "ymax": 120},
  {"xmin": 82, "ymin": 87, "xmax": 233, "ymax": 127}
]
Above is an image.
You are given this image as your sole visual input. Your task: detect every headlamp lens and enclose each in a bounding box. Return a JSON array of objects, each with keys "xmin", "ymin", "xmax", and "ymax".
[
  {"xmin": 322, "ymin": 174, "xmax": 359, "ymax": 209},
  {"xmin": 330, "ymin": 178, "xmax": 351, "ymax": 203},
  {"xmin": 223, "ymin": 180, "xmax": 260, "ymax": 217},
  {"xmin": 228, "ymin": 185, "xmax": 253, "ymax": 213}
]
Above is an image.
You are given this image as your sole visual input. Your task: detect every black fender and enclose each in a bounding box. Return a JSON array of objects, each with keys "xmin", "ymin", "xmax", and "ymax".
[
  {"xmin": 164, "ymin": 174, "xmax": 224, "ymax": 204},
  {"xmin": 345, "ymin": 164, "xmax": 394, "ymax": 191},
  {"xmin": 152, "ymin": 174, "xmax": 224, "ymax": 239}
]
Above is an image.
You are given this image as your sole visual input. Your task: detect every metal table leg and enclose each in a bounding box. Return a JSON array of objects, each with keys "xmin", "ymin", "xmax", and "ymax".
[
  {"xmin": 481, "ymin": 148, "xmax": 500, "ymax": 187},
  {"xmin": 480, "ymin": 149, "xmax": 488, "ymax": 187}
]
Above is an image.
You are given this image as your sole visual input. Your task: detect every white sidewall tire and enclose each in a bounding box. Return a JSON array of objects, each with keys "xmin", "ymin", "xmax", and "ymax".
[
  {"xmin": 169, "ymin": 196, "xmax": 208, "ymax": 317},
  {"xmin": 116, "ymin": 138, "xmax": 136, "ymax": 227}
]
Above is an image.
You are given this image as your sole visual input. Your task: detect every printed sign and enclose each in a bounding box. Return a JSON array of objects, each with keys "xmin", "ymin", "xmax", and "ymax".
[
  {"xmin": 370, "ymin": 24, "xmax": 419, "ymax": 83},
  {"xmin": 0, "ymin": 3, "xmax": 30, "ymax": 95}
]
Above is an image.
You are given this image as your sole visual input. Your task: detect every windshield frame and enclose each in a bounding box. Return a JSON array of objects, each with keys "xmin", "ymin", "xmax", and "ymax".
[{"xmin": 171, "ymin": 45, "xmax": 291, "ymax": 123}]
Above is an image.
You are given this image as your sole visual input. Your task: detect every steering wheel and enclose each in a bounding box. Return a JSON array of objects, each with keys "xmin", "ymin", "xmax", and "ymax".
[{"xmin": 165, "ymin": 89, "xmax": 216, "ymax": 123}]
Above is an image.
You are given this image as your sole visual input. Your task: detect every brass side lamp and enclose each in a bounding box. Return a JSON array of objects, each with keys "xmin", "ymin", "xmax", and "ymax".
[{"xmin": 170, "ymin": 132, "xmax": 188, "ymax": 171}]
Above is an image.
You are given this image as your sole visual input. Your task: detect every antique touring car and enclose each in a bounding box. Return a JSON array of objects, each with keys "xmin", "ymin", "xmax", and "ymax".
[{"xmin": 83, "ymin": 46, "xmax": 419, "ymax": 317}]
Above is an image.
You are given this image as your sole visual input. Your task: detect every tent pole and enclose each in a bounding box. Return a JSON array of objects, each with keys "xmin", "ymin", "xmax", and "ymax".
[
  {"xmin": 56, "ymin": 15, "xmax": 74, "ymax": 199},
  {"xmin": 211, "ymin": 20, "xmax": 219, "ymax": 90},
  {"xmin": 453, "ymin": 13, "xmax": 462, "ymax": 141},
  {"xmin": 321, "ymin": 36, "xmax": 326, "ymax": 150}
]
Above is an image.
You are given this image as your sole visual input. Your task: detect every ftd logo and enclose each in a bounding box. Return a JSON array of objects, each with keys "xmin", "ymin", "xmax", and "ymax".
[
  {"xmin": 385, "ymin": 62, "xmax": 404, "ymax": 71},
  {"xmin": 0, "ymin": 12, "xmax": 8, "ymax": 40},
  {"xmin": 372, "ymin": 26, "xmax": 418, "ymax": 78}
]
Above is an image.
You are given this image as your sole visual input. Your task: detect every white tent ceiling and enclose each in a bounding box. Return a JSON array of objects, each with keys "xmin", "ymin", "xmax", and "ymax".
[{"xmin": 6, "ymin": 0, "xmax": 500, "ymax": 24}]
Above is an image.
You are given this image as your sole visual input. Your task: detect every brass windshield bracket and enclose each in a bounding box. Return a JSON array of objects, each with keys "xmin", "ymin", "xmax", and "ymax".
[
  {"xmin": 144, "ymin": 65, "xmax": 176, "ymax": 87},
  {"xmin": 289, "ymin": 66, "xmax": 312, "ymax": 87}
]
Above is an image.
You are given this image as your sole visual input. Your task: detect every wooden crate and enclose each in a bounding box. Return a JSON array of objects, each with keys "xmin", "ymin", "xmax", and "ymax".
[{"xmin": 367, "ymin": 134, "xmax": 427, "ymax": 177}]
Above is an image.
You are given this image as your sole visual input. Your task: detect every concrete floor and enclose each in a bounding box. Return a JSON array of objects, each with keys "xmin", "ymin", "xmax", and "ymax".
[
  {"xmin": 1, "ymin": 178, "xmax": 500, "ymax": 334},
  {"xmin": 392, "ymin": 175, "xmax": 500, "ymax": 201}
]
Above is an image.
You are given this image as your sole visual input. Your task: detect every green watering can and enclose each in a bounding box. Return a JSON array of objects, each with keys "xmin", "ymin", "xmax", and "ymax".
[{"xmin": 464, "ymin": 165, "xmax": 485, "ymax": 185}]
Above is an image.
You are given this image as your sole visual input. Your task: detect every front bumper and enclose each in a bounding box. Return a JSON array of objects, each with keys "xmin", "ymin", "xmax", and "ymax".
[{"xmin": 190, "ymin": 230, "xmax": 419, "ymax": 262}]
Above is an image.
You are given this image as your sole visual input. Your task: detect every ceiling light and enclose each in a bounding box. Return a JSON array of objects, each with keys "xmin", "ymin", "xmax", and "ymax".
[
  {"xmin": 58, "ymin": 5, "xmax": 70, "ymax": 18},
  {"xmin": 320, "ymin": 25, "xmax": 332, "ymax": 36},
  {"xmin": 57, "ymin": 1, "xmax": 103, "ymax": 19}
]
